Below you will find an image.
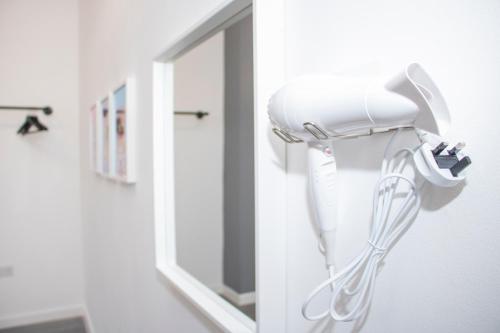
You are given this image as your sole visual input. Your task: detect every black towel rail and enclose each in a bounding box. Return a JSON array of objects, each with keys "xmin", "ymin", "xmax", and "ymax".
[
  {"xmin": 0, "ymin": 105, "xmax": 53, "ymax": 115},
  {"xmin": 174, "ymin": 110, "xmax": 209, "ymax": 119}
]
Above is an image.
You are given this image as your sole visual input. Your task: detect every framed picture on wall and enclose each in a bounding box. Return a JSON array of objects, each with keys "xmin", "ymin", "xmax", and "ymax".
[
  {"xmin": 110, "ymin": 79, "xmax": 136, "ymax": 183},
  {"xmin": 89, "ymin": 104, "xmax": 98, "ymax": 171},
  {"xmin": 100, "ymin": 97, "xmax": 110, "ymax": 176}
]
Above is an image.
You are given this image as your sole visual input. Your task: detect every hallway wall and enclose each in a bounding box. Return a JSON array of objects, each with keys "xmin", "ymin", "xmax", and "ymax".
[
  {"xmin": 0, "ymin": 0, "xmax": 84, "ymax": 327},
  {"xmin": 78, "ymin": 0, "xmax": 229, "ymax": 332}
]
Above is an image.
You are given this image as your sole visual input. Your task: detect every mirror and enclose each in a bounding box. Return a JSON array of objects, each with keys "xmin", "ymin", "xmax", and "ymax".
[{"xmin": 173, "ymin": 14, "xmax": 255, "ymax": 320}]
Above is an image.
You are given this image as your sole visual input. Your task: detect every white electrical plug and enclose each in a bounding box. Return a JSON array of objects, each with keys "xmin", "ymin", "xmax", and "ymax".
[{"xmin": 414, "ymin": 131, "xmax": 471, "ymax": 187}]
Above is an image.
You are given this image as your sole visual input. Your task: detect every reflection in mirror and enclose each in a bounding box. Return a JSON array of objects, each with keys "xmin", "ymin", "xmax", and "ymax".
[{"xmin": 173, "ymin": 14, "xmax": 255, "ymax": 320}]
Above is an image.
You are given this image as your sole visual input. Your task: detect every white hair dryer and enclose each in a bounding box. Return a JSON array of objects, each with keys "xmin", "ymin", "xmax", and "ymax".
[{"xmin": 268, "ymin": 63, "xmax": 471, "ymax": 321}]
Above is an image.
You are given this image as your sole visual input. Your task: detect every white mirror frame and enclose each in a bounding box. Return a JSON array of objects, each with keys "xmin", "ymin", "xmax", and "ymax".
[{"xmin": 152, "ymin": 0, "xmax": 287, "ymax": 331}]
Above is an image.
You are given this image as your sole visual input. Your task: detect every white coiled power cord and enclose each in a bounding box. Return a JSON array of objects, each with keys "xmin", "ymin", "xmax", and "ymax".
[{"xmin": 302, "ymin": 130, "xmax": 423, "ymax": 322}]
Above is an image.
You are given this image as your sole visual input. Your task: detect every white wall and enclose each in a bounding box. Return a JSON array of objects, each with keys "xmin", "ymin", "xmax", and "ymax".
[
  {"xmin": 0, "ymin": 0, "xmax": 84, "ymax": 326},
  {"xmin": 284, "ymin": 0, "xmax": 500, "ymax": 332},
  {"xmin": 174, "ymin": 32, "xmax": 224, "ymax": 292},
  {"xmin": 78, "ymin": 0, "xmax": 229, "ymax": 332}
]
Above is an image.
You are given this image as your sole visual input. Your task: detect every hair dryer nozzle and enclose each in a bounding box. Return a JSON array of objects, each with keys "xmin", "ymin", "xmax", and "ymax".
[{"xmin": 386, "ymin": 63, "xmax": 451, "ymax": 136}]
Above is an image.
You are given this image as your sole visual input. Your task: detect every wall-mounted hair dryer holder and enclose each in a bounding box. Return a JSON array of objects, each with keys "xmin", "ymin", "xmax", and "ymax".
[
  {"xmin": 267, "ymin": 63, "xmax": 471, "ymax": 322},
  {"xmin": 269, "ymin": 63, "xmax": 471, "ymax": 185},
  {"xmin": 273, "ymin": 121, "xmax": 415, "ymax": 142},
  {"xmin": 273, "ymin": 119, "xmax": 471, "ymax": 187}
]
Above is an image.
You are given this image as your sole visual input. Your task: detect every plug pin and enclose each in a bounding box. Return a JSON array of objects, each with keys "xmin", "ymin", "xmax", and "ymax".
[
  {"xmin": 432, "ymin": 142, "xmax": 449, "ymax": 156},
  {"xmin": 448, "ymin": 142, "xmax": 466, "ymax": 155},
  {"xmin": 450, "ymin": 156, "xmax": 472, "ymax": 177}
]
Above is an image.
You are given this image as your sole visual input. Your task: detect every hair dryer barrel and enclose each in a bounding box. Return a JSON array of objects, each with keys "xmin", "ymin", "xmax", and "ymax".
[{"xmin": 268, "ymin": 75, "xmax": 419, "ymax": 141}]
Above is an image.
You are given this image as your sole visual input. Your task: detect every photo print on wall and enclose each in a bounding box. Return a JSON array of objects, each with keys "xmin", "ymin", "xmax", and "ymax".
[
  {"xmin": 114, "ymin": 85, "xmax": 127, "ymax": 179},
  {"xmin": 110, "ymin": 78, "xmax": 136, "ymax": 183},
  {"xmin": 101, "ymin": 97, "xmax": 110, "ymax": 175}
]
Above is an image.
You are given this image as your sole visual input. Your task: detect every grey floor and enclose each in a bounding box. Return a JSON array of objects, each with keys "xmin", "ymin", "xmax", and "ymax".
[
  {"xmin": 235, "ymin": 302, "xmax": 255, "ymax": 320},
  {"xmin": 0, "ymin": 318, "xmax": 86, "ymax": 333},
  {"xmin": 220, "ymin": 295, "xmax": 256, "ymax": 320}
]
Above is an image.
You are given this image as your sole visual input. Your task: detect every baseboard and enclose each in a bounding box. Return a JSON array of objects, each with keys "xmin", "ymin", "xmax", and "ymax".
[
  {"xmin": 220, "ymin": 285, "xmax": 255, "ymax": 306},
  {"xmin": 81, "ymin": 305, "xmax": 95, "ymax": 333},
  {"xmin": 0, "ymin": 305, "xmax": 88, "ymax": 330}
]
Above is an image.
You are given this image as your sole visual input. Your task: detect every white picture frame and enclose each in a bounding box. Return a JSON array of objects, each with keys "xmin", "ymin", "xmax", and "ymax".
[
  {"xmin": 110, "ymin": 79, "xmax": 137, "ymax": 183},
  {"xmin": 89, "ymin": 103, "xmax": 98, "ymax": 171},
  {"xmin": 95, "ymin": 99, "xmax": 104, "ymax": 175},
  {"xmin": 98, "ymin": 96, "xmax": 111, "ymax": 177},
  {"xmin": 93, "ymin": 79, "xmax": 137, "ymax": 182}
]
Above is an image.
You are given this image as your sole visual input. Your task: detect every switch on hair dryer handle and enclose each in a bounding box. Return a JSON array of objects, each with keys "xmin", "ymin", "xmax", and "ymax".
[{"xmin": 308, "ymin": 142, "xmax": 338, "ymax": 266}]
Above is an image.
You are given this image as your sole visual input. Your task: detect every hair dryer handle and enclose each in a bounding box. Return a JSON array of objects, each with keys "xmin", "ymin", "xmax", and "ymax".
[{"xmin": 308, "ymin": 142, "xmax": 338, "ymax": 266}]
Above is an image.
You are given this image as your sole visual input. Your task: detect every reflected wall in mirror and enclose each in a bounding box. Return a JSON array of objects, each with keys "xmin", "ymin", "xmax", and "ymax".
[{"xmin": 173, "ymin": 14, "xmax": 255, "ymax": 320}]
